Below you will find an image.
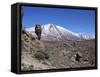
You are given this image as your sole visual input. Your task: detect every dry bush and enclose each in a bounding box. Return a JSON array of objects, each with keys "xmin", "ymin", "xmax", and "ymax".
[{"xmin": 34, "ymin": 50, "xmax": 49, "ymax": 60}]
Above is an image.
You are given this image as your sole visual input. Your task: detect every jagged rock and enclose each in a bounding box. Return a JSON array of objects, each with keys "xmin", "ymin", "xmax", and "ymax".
[{"xmin": 75, "ymin": 52, "xmax": 82, "ymax": 62}]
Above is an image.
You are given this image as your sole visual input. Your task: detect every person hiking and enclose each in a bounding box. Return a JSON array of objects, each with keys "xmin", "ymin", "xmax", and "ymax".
[{"xmin": 35, "ymin": 24, "xmax": 42, "ymax": 40}]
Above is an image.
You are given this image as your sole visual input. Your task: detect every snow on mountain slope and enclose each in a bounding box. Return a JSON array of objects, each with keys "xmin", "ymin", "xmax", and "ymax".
[
  {"xmin": 79, "ymin": 34, "xmax": 95, "ymax": 40},
  {"xmin": 25, "ymin": 24, "xmax": 95, "ymax": 41}
]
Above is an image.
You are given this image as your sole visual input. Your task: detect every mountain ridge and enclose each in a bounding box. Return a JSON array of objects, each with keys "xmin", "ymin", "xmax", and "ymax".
[{"xmin": 25, "ymin": 23, "xmax": 95, "ymax": 41}]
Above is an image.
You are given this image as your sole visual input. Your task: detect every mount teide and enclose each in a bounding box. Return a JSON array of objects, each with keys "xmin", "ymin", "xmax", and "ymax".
[{"xmin": 25, "ymin": 24, "xmax": 95, "ymax": 41}]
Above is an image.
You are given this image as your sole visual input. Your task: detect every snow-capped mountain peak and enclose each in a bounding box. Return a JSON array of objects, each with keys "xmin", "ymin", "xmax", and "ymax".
[{"xmin": 25, "ymin": 23, "xmax": 95, "ymax": 41}]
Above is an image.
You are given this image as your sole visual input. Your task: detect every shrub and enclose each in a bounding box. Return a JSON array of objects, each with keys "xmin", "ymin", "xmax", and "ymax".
[
  {"xmin": 34, "ymin": 50, "xmax": 49, "ymax": 60},
  {"xmin": 28, "ymin": 65, "xmax": 34, "ymax": 70}
]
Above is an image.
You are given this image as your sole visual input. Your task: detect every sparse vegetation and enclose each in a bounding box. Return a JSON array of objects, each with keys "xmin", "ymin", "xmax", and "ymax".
[
  {"xmin": 34, "ymin": 50, "xmax": 49, "ymax": 60},
  {"xmin": 21, "ymin": 63, "xmax": 34, "ymax": 71},
  {"xmin": 21, "ymin": 28, "xmax": 95, "ymax": 71}
]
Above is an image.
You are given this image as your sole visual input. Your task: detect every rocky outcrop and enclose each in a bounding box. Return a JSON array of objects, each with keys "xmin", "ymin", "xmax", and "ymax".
[{"xmin": 21, "ymin": 28, "xmax": 55, "ymax": 71}]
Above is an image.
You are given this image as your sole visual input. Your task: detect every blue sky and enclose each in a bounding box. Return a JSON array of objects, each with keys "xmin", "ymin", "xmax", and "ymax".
[{"xmin": 22, "ymin": 6, "xmax": 95, "ymax": 35}]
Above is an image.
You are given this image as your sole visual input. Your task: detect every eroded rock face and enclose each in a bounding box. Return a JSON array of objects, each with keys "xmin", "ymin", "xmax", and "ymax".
[
  {"xmin": 75, "ymin": 52, "xmax": 82, "ymax": 62},
  {"xmin": 21, "ymin": 28, "xmax": 55, "ymax": 71},
  {"xmin": 35, "ymin": 24, "xmax": 42, "ymax": 40}
]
